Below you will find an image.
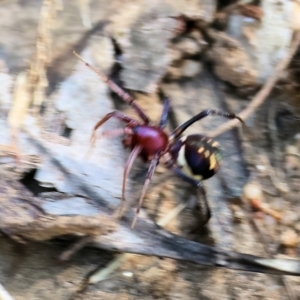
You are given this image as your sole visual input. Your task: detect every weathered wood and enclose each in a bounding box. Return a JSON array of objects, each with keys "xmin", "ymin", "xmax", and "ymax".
[{"xmin": 1, "ymin": 132, "xmax": 300, "ymax": 276}]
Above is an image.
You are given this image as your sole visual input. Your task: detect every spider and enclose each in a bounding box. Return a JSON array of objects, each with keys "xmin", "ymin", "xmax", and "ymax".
[{"xmin": 74, "ymin": 51, "xmax": 244, "ymax": 229}]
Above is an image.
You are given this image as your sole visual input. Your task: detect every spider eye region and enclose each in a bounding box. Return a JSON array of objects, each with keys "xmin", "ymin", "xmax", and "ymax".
[{"xmin": 171, "ymin": 135, "xmax": 222, "ymax": 180}]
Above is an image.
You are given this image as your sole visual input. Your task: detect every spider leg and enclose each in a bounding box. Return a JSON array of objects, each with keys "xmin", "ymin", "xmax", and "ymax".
[
  {"xmin": 91, "ymin": 111, "xmax": 139, "ymax": 146},
  {"xmin": 173, "ymin": 166, "xmax": 211, "ymax": 229},
  {"xmin": 131, "ymin": 152, "xmax": 160, "ymax": 228},
  {"xmin": 101, "ymin": 128, "xmax": 132, "ymax": 138},
  {"xmin": 74, "ymin": 51, "xmax": 150, "ymax": 124},
  {"xmin": 119, "ymin": 144, "xmax": 142, "ymax": 217},
  {"xmin": 158, "ymin": 98, "xmax": 170, "ymax": 129},
  {"xmin": 169, "ymin": 109, "xmax": 244, "ymax": 140}
]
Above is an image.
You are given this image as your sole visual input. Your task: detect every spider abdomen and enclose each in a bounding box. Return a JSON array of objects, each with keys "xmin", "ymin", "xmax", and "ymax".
[{"xmin": 171, "ymin": 134, "xmax": 221, "ymax": 180}]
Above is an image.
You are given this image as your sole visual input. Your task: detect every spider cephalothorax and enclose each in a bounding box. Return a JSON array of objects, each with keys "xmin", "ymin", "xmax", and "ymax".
[{"xmin": 74, "ymin": 51, "xmax": 244, "ymax": 228}]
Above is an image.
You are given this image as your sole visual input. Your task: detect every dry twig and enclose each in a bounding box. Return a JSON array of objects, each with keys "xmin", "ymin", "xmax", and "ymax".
[
  {"xmin": 27, "ymin": 0, "xmax": 61, "ymax": 112},
  {"xmin": 209, "ymin": 30, "xmax": 300, "ymax": 137}
]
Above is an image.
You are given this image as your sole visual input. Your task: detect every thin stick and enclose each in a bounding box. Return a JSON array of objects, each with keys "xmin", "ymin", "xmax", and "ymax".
[
  {"xmin": 157, "ymin": 202, "xmax": 188, "ymax": 227},
  {"xmin": 59, "ymin": 236, "xmax": 93, "ymax": 261},
  {"xmin": 73, "ymin": 51, "xmax": 150, "ymax": 124},
  {"xmin": 88, "ymin": 254, "xmax": 127, "ymax": 284},
  {"xmin": 209, "ymin": 30, "xmax": 300, "ymax": 137}
]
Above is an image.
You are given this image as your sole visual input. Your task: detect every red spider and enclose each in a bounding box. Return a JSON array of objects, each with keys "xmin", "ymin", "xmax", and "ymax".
[{"xmin": 74, "ymin": 52, "xmax": 244, "ymax": 229}]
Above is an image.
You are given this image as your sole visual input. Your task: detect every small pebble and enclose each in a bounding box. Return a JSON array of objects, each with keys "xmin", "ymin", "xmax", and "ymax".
[
  {"xmin": 155, "ymin": 164, "xmax": 166, "ymax": 174},
  {"xmin": 165, "ymin": 66, "xmax": 182, "ymax": 80},
  {"xmin": 285, "ymin": 145, "xmax": 300, "ymax": 171},
  {"xmin": 285, "ymin": 145, "xmax": 298, "ymax": 155},
  {"xmin": 174, "ymin": 37, "xmax": 200, "ymax": 56},
  {"xmin": 280, "ymin": 229, "xmax": 299, "ymax": 248},
  {"xmin": 180, "ymin": 60, "xmax": 202, "ymax": 78},
  {"xmin": 295, "ymin": 133, "xmax": 300, "ymax": 148},
  {"xmin": 122, "ymin": 271, "xmax": 133, "ymax": 277},
  {"xmin": 243, "ymin": 180, "xmax": 264, "ymax": 204},
  {"xmin": 281, "ymin": 210, "xmax": 299, "ymax": 226},
  {"xmin": 231, "ymin": 204, "xmax": 244, "ymax": 223},
  {"xmin": 169, "ymin": 48, "xmax": 183, "ymax": 64},
  {"xmin": 213, "ymin": 12, "xmax": 229, "ymax": 30},
  {"xmin": 294, "ymin": 222, "xmax": 300, "ymax": 232},
  {"xmin": 255, "ymin": 164, "xmax": 265, "ymax": 171},
  {"xmin": 187, "ymin": 29, "xmax": 203, "ymax": 44}
]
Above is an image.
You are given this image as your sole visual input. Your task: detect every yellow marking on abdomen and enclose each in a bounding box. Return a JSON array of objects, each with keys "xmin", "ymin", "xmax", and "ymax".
[
  {"xmin": 182, "ymin": 163, "xmax": 203, "ymax": 181},
  {"xmin": 198, "ymin": 147, "xmax": 204, "ymax": 153},
  {"xmin": 209, "ymin": 154, "xmax": 217, "ymax": 170}
]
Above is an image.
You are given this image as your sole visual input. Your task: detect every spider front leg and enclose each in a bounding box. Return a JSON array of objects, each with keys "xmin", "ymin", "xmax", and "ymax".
[
  {"xmin": 74, "ymin": 51, "xmax": 150, "ymax": 124},
  {"xmin": 90, "ymin": 111, "xmax": 139, "ymax": 146},
  {"xmin": 169, "ymin": 109, "xmax": 244, "ymax": 141},
  {"xmin": 173, "ymin": 166, "xmax": 211, "ymax": 229}
]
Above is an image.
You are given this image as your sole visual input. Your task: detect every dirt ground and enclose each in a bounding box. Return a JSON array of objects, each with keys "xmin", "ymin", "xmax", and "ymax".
[{"xmin": 0, "ymin": 1, "xmax": 300, "ymax": 300}]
